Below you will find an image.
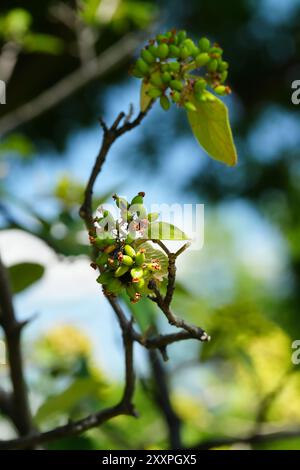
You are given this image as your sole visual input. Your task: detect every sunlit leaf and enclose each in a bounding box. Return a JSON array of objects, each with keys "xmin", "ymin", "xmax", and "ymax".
[
  {"xmin": 9, "ymin": 262, "xmax": 45, "ymax": 294},
  {"xmin": 145, "ymin": 222, "xmax": 188, "ymax": 240},
  {"xmin": 187, "ymin": 91, "xmax": 237, "ymax": 166}
]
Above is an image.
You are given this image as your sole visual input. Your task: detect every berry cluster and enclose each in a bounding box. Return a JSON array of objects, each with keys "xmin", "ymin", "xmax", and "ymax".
[
  {"xmin": 90, "ymin": 193, "xmax": 164, "ymax": 303},
  {"xmin": 131, "ymin": 29, "xmax": 231, "ymax": 111}
]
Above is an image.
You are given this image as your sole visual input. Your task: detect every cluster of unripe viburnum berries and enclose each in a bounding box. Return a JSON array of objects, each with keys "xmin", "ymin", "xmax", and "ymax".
[
  {"xmin": 89, "ymin": 193, "xmax": 164, "ymax": 303},
  {"xmin": 131, "ymin": 29, "xmax": 230, "ymax": 111}
]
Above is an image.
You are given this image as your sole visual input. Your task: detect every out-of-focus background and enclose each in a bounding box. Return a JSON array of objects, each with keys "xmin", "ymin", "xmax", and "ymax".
[{"xmin": 1, "ymin": 0, "xmax": 300, "ymax": 450}]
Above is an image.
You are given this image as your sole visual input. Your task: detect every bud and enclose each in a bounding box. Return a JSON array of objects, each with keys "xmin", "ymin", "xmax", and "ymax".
[
  {"xmin": 184, "ymin": 101, "xmax": 197, "ymax": 112},
  {"xmin": 170, "ymin": 80, "xmax": 183, "ymax": 92},
  {"xmin": 147, "ymin": 87, "xmax": 162, "ymax": 99},
  {"xmin": 194, "ymin": 78, "xmax": 206, "ymax": 94},
  {"xmin": 113, "ymin": 194, "xmax": 128, "ymax": 210},
  {"xmin": 160, "ymin": 95, "xmax": 170, "ymax": 111},
  {"xmin": 136, "ymin": 58, "xmax": 150, "ymax": 75},
  {"xmin": 157, "ymin": 43, "xmax": 169, "ymax": 59},
  {"xmin": 130, "ymin": 267, "xmax": 144, "ymax": 280},
  {"xmin": 199, "ymin": 37, "xmax": 210, "ymax": 52},
  {"xmin": 169, "ymin": 45, "xmax": 180, "ymax": 58},
  {"xmin": 149, "ymin": 72, "xmax": 164, "ymax": 88},
  {"xmin": 162, "ymin": 72, "xmax": 171, "ymax": 83},
  {"xmin": 220, "ymin": 70, "xmax": 228, "ymax": 83},
  {"xmin": 180, "ymin": 46, "xmax": 190, "ymax": 59},
  {"xmin": 177, "ymin": 30, "xmax": 187, "ymax": 45},
  {"xmin": 124, "ymin": 245, "xmax": 136, "ymax": 258},
  {"xmin": 115, "ymin": 265, "xmax": 129, "ymax": 277},
  {"xmin": 207, "ymin": 59, "xmax": 218, "ymax": 72},
  {"xmin": 214, "ymin": 85, "xmax": 227, "ymax": 96},
  {"xmin": 148, "ymin": 45, "xmax": 158, "ymax": 57},
  {"xmin": 219, "ymin": 61, "xmax": 229, "ymax": 72},
  {"xmin": 141, "ymin": 49, "xmax": 155, "ymax": 64},
  {"xmin": 135, "ymin": 251, "xmax": 146, "ymax": 266},
  {"xmin": 136, "ymin": 278, "xmax": 145, "ymax": 292},
  {"xmin": 131, "ymin": 194, "xmax": 144, "ymax": 205},
  {"xmin": 122, "ymin": 255, "xmax": 134, "ymax": 266},
  {"xmin": 168, "ymin": 62, "xmax": 180, "ymax": 73},
  {"xmin": 171, "ymin": 91, "xmax": 181, "ymax": 103},
  {"xmin": 195, "ymin": 52, "xmax": 210, "ymax": 67},
  {"xmin": 182, "ymin": 39, "xmax": 196, "ymax": 55}
]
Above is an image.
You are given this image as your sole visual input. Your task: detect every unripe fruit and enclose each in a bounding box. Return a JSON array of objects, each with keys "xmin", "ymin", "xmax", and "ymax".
[
  {"xmin": 199, "ymin": 37, "xmax": 210, "ymax": 52},
  {"xmin": 135, "ymin": 251, "xmax": 146, "ymax": 266},
  {"xmin": 115, "ymin": 265, "xmax": 129, "ymax": 277},
  {"xmin": 131, "ymin": 267, "xmax": 144, "ymax": 280},
  {"xmin": 220, "ymin": 70, "xmax": 228, "ymax": 83},
  {"xmin": 184, "ymin": 101, "xmax": 197, "ymax": 112},
  {"xmin": 157, "ymin": 43, "xmax": 169, "ymax": 59},
  {"xmin": 141, "ymin": 49, "xmax": 155, "ymax": 64},
  {"xmin": 131, "ymin": 194, "xmax": 144, "ymax": 205},
  {"xmin": 149, "ymin": 72, "xmax": 163, "ymax": 88},
  {"xmin": 162, "ymin": 71, "xmax": 171, "ymax": 83},
  {"xmin": 171, "ymin": 91, "xmax": 181, "ymax": 103},
  {"xmin": 214, "ymin": 85, "xmax": 227, "ymax": 96},
  {"xmin": 169, "ymin": 45, "xmax": 180, "ymax": 58},
  {"xmin": 148, "ymin": 45, "xmax": 158, "ymax": 57},
  {"xmin": 122, "ymin": 255, "xmax": 134, "ymax": 266},
  {"xmin": 160, "ymin": 95, "xmax": 170, "ymax": 111},
  {"xmin": 207, "ymin": 59, "xmax": 218, "ymax": 72},
  {"xmin": 136, "ymin": 58, "xmax": 150, "ymax": 75},
  {"xmin": 131, "ymin": 67, "xmax": 144, "ymax": 78},
  {"xmin": 114, "ymin": 195, "xmax": 128, "ymax": 209},
  {"xmin": 219, "ymin": 61, "xmax": 229, "ymax": 71},
  {"xmin": 96, "ymin": 252, "xmax": 109, "ymax": 266},
  {"xmin": 124, "ymin": 245, "xmax": 136, "ymax": 258},
  {"xmin": 177, "ymin": 30, "xmax": 187, "ymax": 44},
  {"xmin": 210, "ymin": 46, "xmax": 223, "ymax": 55},
  {"xmin": 147, "ymin": 87, "xmax": 162, "ymax": 99},
  {"xmin": 148, "ymin": 212, "xmax": 160, "ymax": 222},
  {"xmin": 180, "ymin": 46, "xmax": 190, "ymax": 59},
  {"xmin": 170, "ymin": 79, "xmax": 183, "ymax": 92},
  {"xmin": 168, "ymin": 61, "xmax": 180, "ymax": 73},
  {"xmin": 195, "ymin": 52, "xmax": 210, "ymax": 66},
  {"xmin": 182, "ymin": 39, "xmax": 195, "ymax": 54},
  {"xmin": 194, "ymin": 78, "xmax": 206, "ymax": 94},
  {"xmin": 136, "ymin": 278, "xmax": 145, "ymax": 292}
]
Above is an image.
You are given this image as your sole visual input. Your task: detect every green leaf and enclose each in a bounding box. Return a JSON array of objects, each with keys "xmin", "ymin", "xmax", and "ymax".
[
  {"xmin": 145, "ymin": 222, "xmax": 188, "ymax": 240},
  {"xmin": 9, "ymin": 262, "xmax": 45, "ymax": 294},
  {"xmin": 187, "ymin": 91, "xmax": 237, "ymax": 166},
  {"xmin": 140, "ymin": 80, "xmax": 152, "ymax": 112}
]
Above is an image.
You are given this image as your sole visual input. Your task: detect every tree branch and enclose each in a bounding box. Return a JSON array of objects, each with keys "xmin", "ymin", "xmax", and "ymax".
[
  {"xmin": 0, "ymin": 254, "xmax": 34, "ymax": 437},
  {"xmin": 0, "ymin": 32, "xmax": 145, "ymax": 136}
]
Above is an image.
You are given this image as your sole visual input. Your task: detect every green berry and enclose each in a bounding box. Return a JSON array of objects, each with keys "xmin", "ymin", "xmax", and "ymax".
[
  {"xmin": 130, "ymin": 267, "xmax": 144, "ymax": 280},
  {"xmin": 149, "ymin": 72, "xmax": 163, "ymax": 88},
  {"xmin": 170, "ymin": 79, "xmax": 183, "ymax": 92},
  {"xmin": 141, "ymin": 49, "xmax": 155, "ymax": 64},
  {"xmin": 148, "ymin": 87, "xmax": 162, "ymax": 99},
  {"xmin": 195, "ymin": 52, "xmax": 210, "ymax": 66},
  {"xmin": 148, "ymin": 45, "xmax": 158, "ymax": 57},
  {"xmin": 168, "ymin": 62, "xmax": 180, "ymax": 73},
  {"xmin": 124, "ymin": 245, "xmax": 136, "ymax": 258},
  {"xmin": 184, "ymin": 101, "xmax": 197, "ymax": 112},
  {"xmin": 160, "ymin": 95, "xmax": 170, "ymax": 111},
  {"xmin": 180, "ymin": 46, "xmax": 190, "ymax": 59},
  {"xmin": 214, "ymin": 85, "xmax": 227, "ymax": 96},
  {"xmin": 136, "ymin": 58, "xmax": 150, "ymax": 75},
  {"xmin": 171, "ymin": 91, "xmax": 181, "ymax": 103},
  {"xmin": 169, "ymin": 45, "xmax": 180, "ymax": 58},
  {"xmin": 115, "ymin": 265, "xmax": 129, "ymax": 277},
  {"xmin": 199, "ymin": 37, "xmax": 210, "ymax": 52},
  {"xmin": 207, "ymin": 59, "xmax": 218, "ymax": 72},
  {"xmin": 122, "ymin": 255, "xmax": 134, "ymax": 266},
  {"xmin": 157, "ymin": 43, "xmax": 169, "ymax": 59},
  {"xmin": 177, "ymin": 30, "xmax": 187, "ymax": 44},
  {"xmin": 131, "ymin": 194, "xmax": 144, "ymax": 205},
  {"xmin": 219, "ymin": 61, "xmax": 229, "ymax": 72},
  {"xmin": 182, "ymin": 39, "xmax": 195, "ymax": 54},
  {"xmin": 162, "ymin": 71, "xmax": 171, "ymax": 83},
  {"xmin": 194, "ymin": 78, "xmax": 206, "ymax": 94},
  {"xmin": 220, "ymin": 70, "xmax": 228, "ymax": 83},
  {"xmin": 135, "ymin": 252, "xmax": 146, "ymax": 266},
  {"xmin": 135, "ymin": 278, "xmax": 145, "ymax": 292}
]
